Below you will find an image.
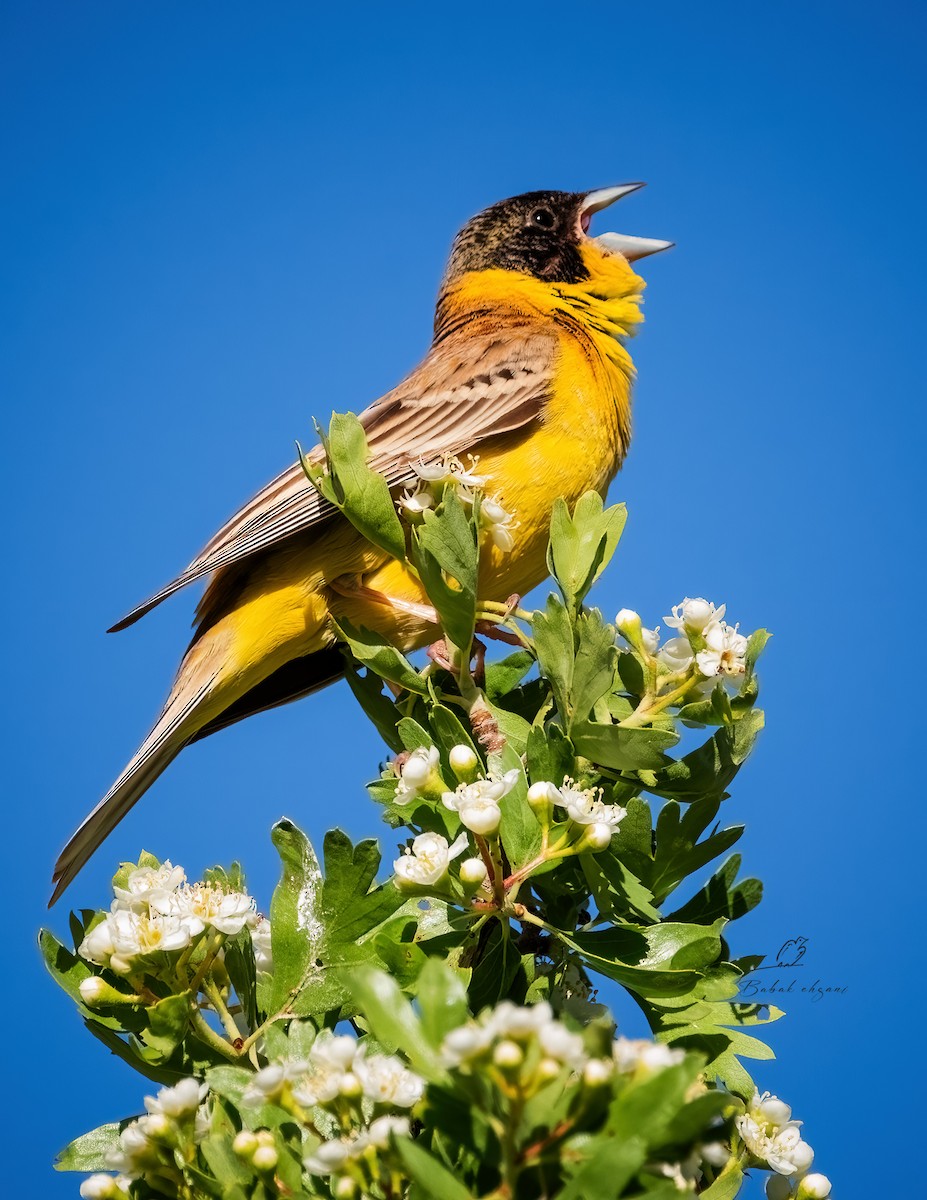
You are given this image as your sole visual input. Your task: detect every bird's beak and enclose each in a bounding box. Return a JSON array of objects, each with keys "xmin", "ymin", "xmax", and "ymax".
[{"xmin": 579, "ymin": 184, "xmax": 674, "ymax": 262}]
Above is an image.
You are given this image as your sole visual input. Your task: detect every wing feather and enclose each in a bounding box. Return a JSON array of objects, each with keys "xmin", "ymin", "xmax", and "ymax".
[{"xmin": 110, "ymin": 318, "xmax": 555, "ymax": 631}]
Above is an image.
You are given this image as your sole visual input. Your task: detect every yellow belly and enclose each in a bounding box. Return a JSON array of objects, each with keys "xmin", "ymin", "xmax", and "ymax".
[{"xmin": 217, "ymin": 332, "xmax": 631, "ymax": 682}]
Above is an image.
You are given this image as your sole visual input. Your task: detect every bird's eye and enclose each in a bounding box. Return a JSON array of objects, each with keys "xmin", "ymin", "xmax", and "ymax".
[{"xmin": 530, "ymin": 207, "xmax": 556, "ymax": 229}]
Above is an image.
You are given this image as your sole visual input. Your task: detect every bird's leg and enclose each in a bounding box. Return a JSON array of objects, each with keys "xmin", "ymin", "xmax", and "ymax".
[{"xmin": 475, "ymin": 621, "xmax": 524, "ymax": 647}]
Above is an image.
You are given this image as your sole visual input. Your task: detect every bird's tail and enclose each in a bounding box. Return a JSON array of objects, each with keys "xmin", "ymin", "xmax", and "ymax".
[
  {"xmin": 49, "ymin": 665, "xmax": 220, "ymax": 907},
  {"xmin": 49, "ymin": 644, "xmax": 347, "ymax": 906}
]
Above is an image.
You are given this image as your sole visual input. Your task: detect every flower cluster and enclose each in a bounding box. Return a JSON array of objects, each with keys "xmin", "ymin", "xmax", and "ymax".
[
  {"xmin": 442, "ymin": 768, "xmax": 520, "ymax": 835},
  {"xmin": 527, "ymin": 777, "xmax": 626, "ymax": 848},
  {"xmin": 398, "ymin": 454, "xmax": 516, "ymax": 551},
  {"xmin": 442, "ymin": 1000, "xmax": 588, "ymax": 1077},
  {"xmin": 79, "ymin": 1078, "xmax": 208, "ymax": 1197},
  {"xmin": 243, "ymin": 1031, "xmax": 423, "ymax": 1189},
  {"xmin": 737, "ymin": 1091, "xmax": 831, "ymax": 1197},
  {"xmin": 616, "ymin": 596, "xmax": 751, "ymax": 690},
  {"xmin": 77, "ymin": 858, "xmax": 261, "ymax": 979}
]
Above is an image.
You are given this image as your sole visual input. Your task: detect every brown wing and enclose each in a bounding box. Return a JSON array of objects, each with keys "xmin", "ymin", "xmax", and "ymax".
[{"xmin": 109, "ymin": 317, "xmax": 556, "ymax": 631}]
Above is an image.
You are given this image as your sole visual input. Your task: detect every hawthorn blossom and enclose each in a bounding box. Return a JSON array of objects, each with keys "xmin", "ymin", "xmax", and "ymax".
[
  {"xmin": 394, "ymin": 745, "xmax": 440, "ymax": 804},
  {"xmin": 664, "ymin": 597, "xmax": 726, "ymax": 633},
  {"xmin": 442, "ymin": 770, "xmax": 519, "ymax": 836},
  {"xmin": 737, "ymin": 1091, "xmax": 815, "ymax": 1177},
  {"xmin": 113, "ymin": 861, "xmax": 186, "ymax": 911},
  {"xmin": 80, "ymin": 909, "xmax": 192, "ymax": 973},
  {"xmin": 412, "ymin": 455, "xmax": 487, "ymax": 491},
  {"xmin": 304, "ymin": 1116, "xmax": 411, "ymax": 1176},
  {"xmin": 152, "ymin": 881, "xmax": 256, "ymax": 936},
  {"xmin": 481, "ymin": 495, "xmax": 516, "ymax": 552},
  {"xmin": 658, "ymin": 636, "xmax": 695, "ymax": 673},
  {"xmin": 550, "ymin": 779, "xmax": 627, "ymax": 831},
  {"xmin": 248, "ymin": 914, "xmax": 273, "ymax": 974},
  {"xmin": 353, "ymin": 1045, "xmax": 424, "ymax": 1108},
  {"xmin": 393, "ymin": 831, "xmax": 469, "ymax": 890},
  {"xmin": 143, "ymin": 1077, "xmax": 206, "ymax": 1120},
  {"xmin": 696, "ymin": 621, "xmax": 749, "ymax": 679},
  {"xmin": 613, "ymin": 1037, "xmax": 684, "ymax": 1074}
]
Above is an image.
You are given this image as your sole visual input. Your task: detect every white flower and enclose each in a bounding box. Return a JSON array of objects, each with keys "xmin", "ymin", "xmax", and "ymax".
[
  {"xmin": 394, "ymin": 831, "xmax": 469, "ymax": 890},
  {"xmin": 113, "ymin": 861, "xmax": 186, "ymax": 911},
  {"xmin": 736, "ymin": 1112, "xmax": 813, "ymax": 1176},
  {"xmin": 665, "ymin": 597, "xmax": 725, "ymax": 633},
  {"xmin": 153, "ymin": 881, "xmax": 256, "ymax": 936},
  {"xmin": 442, "ymin": 770, "xmax": 519, "ymax": 836},
  {"xmin": 354, "ymin": 1046, "xmax": 424, "ymax": 1108},
  {"xmin": 798, "ymin": 1174, "xmax": 832, "ymax": 1199},
  {"xmin": 304, "ymin": 1138, "xmax": 354, "ymax": 1176},
  {"xmin": 80, "ymin": 1176, "xmax": 125, "ymax": 1200},
  {"xmin": 441, "ymin": 1023, "xmax": 494, "ymax": 1066},
  {"xmin": 82, "ymin": 909, "xmax": 192, "ymax": 972},
  {"xmin": 658, "ymin": 636, "xmax": 695, "ymax": 673},
  {"xmin": 105, "ymin": 1114, "xmax": 164, "ymax": 1174},
  {"xmin": 412, "ymin": 455, "xmax": 486, "ymax": 490},
  {"xmin": 583, "ymin": 1058, "xmax": 614, "ymax": 1087},
  {"xmin": 144, "ymin": 1077, "xmax": 206, "ymax": 1120},
  {"xmin": 481, "ymin": 496, "xmax": 516, "ymax": 552},
  {"xmin": 613, "ymin": 1037, "xmax": 684, "ymax": 1074},
  {"xmin": 537, "ymin": 1021, "xmax": 586, "ymax": 1069},
  {"xmin": 579, "ymin": 821, "xmax": 615, "ymax": 851},
  {"xmin": 641, "ymin": 626, "xmax": 660, "ymax": 655},
  {"xmin": 552, "ymin": 780, "xmax": 626, "ymax": 829},
  {"xmin": 753, "ymin": 1092, "xmax": 792, "ymax": 1127},
  {"xmin": 696, "ymin": 621, "xmax": 748, "ymax": 679},
  {"xmin": 248, "ymin": 915, "xmax": 273, "ymax": 974},
  {"xmin": 394, "ymin": 745, "xmax": 440, "ymax": 803},
  {"xmin": 398, "ymin": 486, "xmax": 434, "ymax": 520},
  {"xmin": 486, "ymin": 1000, "xmax": 553, "ymax": 1040},
  {"xmin": 364, "ymin": 1114, "xmax": 411, "ymax": 1149},
  {"xmin": 242, "ymin": 1061, "xmax": 307, "ymax": 1105}
]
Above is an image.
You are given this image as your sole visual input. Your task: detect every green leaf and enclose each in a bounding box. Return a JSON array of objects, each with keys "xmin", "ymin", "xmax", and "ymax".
[
  {"xmin": 343, "ymin": 665, "xmax": 404, "ymax": 752},
  {"xmin": 395, "ymin": 1136, "xmax": 475, "ymax": 1200},
  {"xmin": 467, "ymin": 921, "xmax": 528, "ymax": 1010},
  {"xmin": 648, "ymin": 710, "xmax": 764, "ymax": 802},
  {"xmin": 416, "ymin": 958, "xmax": 470, "ymax": 1048},
  {"xmin": 485, "ymin": 650, "xmax": 535, "ymax": 701},
  {"xmin": 700, "ymin": 1159, "xmax": 745, "ymax": 1199},
  {"xmin": 546, "ymin": 492, "xmax": 627, "ymax": 614},
  {"xmin": 143, "ymin": 992, "xmax": 193, "ymax": 1061},
  {"xmin": 558, "ymin": 1134, "xmax": 647, "ymax": 1199},
  {"xmin": 302, "ymin": 412, "xmax": 407, "ymax": 560},
  {"xmin": 346, "ymin": 965, "xmax": 442, "ymax": 1077},
  {"xmin": 411, "ymin": 487, "xmax": 478, "ymax": 650},
  {"xmin": 572, "ymin": 720, "xmax": 679, "ymax": 770},
  {"xmin": 667, "ymin": 855, "xmax": 763, "ymax": 924},
  {"xmin": 265, "ymin": 819, "xmax": 324, "ymax": 1013},
  {"xmin": 496, "ymin": 742, "xmax": 541, "ymax": 871},
  {"xmin": 334, "ymin": 618, "xmax": 428, "ymax": 694},
  {"xmin": 570, "ymin": 610, "xmax": 618, "ymax": 728},
  {"xmin": 55, "ymin": 1122, "xmax": 122, "ymax": 1172},
  {"xmin": 533, "ymin": 593, "xmax": 574, "ymax": 722},
  {"xmin": 526, "ymin": 721, "xmax": 574, "ymax": 786}
]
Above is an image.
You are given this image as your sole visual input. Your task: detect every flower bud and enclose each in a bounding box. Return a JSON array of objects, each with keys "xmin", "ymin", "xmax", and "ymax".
[
  {"xmin": 578, "ymin": 822, "xmax": 614, "ymax": 852},
  {"xmin": 700, "ymin": 1141, "xmax": 730, "ymax": 1168},
  {"xmin": 144, "ymin": 1114, "xmax": 172, "ymax": 1141},
  {"xmin": 253, "ymin": 1144, "xmax": 278, "ymax": 1172},
  {"xmin": 797, "ymin": 1174, "xmax": 832, "ymax": 1199},
  {"xmin": 492, "ymin": 1039, "xmax": 524, "ymax": 1068},
  {"xmin": 583, "ymin": 1059, "xmax": 613, "ymax": 1087},
  {"xmin": 459, "ymin": 857, "xmax": 488, "ymax": 886},
  {"xmin": 233, "ymin": 1130, "xmax": 259, "ymax": 1158},
  {"xmin": 334, "ymin": 1180, "xmax": 358, "ymax": 1199},
  {"xmin": 79, "ymin": 976, "xmax": 141, "ymax": 1007},
  {"xmin": 536, "ymin": 1057, "xmax": 561, "ymax": 1082},
  {"xmin": 339, "ymin": 1071, "xmax": 363, "ymax": 1098},
  {"xmin": 615, "ymin": 608, "xmax": 642, "ymax": 640},
  {"xmin": 256, "ymin": 1130, "xmax": 276, "ymax": 1148},
  {"xmin": 401, "ymin": 750, "xmax": 435, "ymax": 790},
  {"xmin": 449, "ymin": 744, "xmax": 479, "ymax": 779},
  {"xmin": 527, "ymin": 780, "xmax": 557, "ymax": 826},
  {"xmin": 765, "ymin": 1177, "xmax": 792, "ymax": 1200},
  {"xmin": 80, "ymin": 1176, "xmax": 120, "ymax": 1200}
]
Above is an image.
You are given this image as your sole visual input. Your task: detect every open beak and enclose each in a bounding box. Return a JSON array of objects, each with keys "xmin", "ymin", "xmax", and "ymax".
[{"xmin": 580, "ymin": 184, "xmax": 673, "ymax": 262}]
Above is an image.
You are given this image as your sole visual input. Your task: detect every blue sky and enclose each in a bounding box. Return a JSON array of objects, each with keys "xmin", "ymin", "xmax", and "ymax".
[{"xmin": 3, "ymin": 2, "xmax": 924, "ymax": 1194}]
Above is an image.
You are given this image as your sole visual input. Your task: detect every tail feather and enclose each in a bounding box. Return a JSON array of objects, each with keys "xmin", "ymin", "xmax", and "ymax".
[{"xmin": 49, "ymin": 674, "xmax": 216, "ymax": 907}]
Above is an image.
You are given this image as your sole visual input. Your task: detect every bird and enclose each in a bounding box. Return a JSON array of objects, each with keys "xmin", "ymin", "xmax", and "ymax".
[{"xmin": 51, "ymin": 185, "xmax": 671, "ymax": 904}]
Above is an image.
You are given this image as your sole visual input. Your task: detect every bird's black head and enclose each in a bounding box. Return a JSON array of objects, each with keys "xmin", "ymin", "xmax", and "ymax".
[
  {"xmin": 442, "ymin": 190, "xmax": 590, "ymax": 287},
  {"xmin": 440, "ymin": 186, "xmax": 671, "ymax": 291}
]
